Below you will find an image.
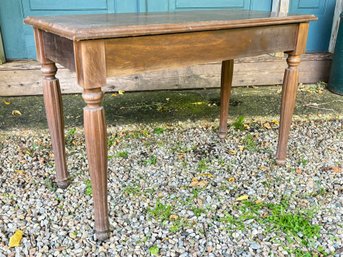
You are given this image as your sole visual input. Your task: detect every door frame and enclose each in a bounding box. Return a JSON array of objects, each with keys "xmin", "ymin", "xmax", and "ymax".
[{"xmin": 0, "ymin": 29, "xmax": 5, "ymax": 64}]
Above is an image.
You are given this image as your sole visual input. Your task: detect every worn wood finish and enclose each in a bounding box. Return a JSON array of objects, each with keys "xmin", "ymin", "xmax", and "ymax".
[
  {"xmin": 82, "ymin": 88, "xmax": 109, "ymax": 241},
  {"xmin": 0, "ymin": 54, "xmax": 332, "ymax": 96},
  {"xmin": 74, "ymin": 40, "xmax": 107, "ymax": 89},
  {"xmin": 34, "ymin": 28, "xmax": 69, "ymax": 188},
  {"xmin": 42, "ymin": 32, "xmax": 75, "ymax": 71},
  {"xmin": 24, "ymin": 11, "xmax": 316, "ymax": 240},
  {"xmin": 24, "ymin": 10, "xmax": 316, "ymax": 41},
  {"xmin": 276, "ymin": 23, "xmax": 310, "ymax": 165},
  {"xmin": 219, "ymin": 60, "xmax": 234, "ymax": 139},
  {"xmin": 105, "ymin": 25, "xmax": 298, "ymax": 76}
]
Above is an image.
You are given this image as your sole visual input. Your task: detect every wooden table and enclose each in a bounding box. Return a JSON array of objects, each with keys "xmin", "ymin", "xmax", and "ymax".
[{"xmin": 24, "ymin": 10, "xmax": 316, "ymax": 240}]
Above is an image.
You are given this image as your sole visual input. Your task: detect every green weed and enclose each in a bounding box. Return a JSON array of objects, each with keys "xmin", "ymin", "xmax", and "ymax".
[
  {"xmin": 148, "ymin": 200, "xmax": 173, "ymax": 222},
  {"xmin": 243, "ymin": 134, "xmax": 258, "ymax": 151},
  {"xmin": 149, "ymin": 245, "xmax": 159, "ymax": 256},
  {"xmin": 84, "ymin": 179, "xmax": 92, "ymax": 196},
  {"xmin": 232, "ymin": 116, "xmax": 245, "ymax": 131},
  {"xmin": 144, "ymin": 155, "xmax": 157, "ymax": 166},
  {"xmin": 153, "ymin": 127, "xmax": 165, "ymax": 135}
]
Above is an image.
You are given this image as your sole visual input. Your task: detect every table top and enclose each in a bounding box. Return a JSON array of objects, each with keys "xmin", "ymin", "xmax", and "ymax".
[{"xmin": 24, "ymin": 10, "xmax": 316, "ymax": 41}]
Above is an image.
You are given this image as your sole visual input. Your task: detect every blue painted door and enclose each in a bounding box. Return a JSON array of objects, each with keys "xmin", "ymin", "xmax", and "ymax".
[
  {"xmin": 0, "ymin": 0, "xmax": 271, "ymax": 59},
  {"xmin": 289, "ymin": 0, "xmax": 336, "ymax": 52}
]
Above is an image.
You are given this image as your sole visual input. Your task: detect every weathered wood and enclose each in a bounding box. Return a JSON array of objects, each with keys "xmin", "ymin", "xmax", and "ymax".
[
  {"xmin": 105, "ymin": 25, "xmax": 298, "ymax": 76},
  {"xmin": 219, "ymin": 60, "xmax": 234, "ymax": 139},
  {"xmin": 43, "ymin": 31, "xmax": 75, "ymax": 71},
  {"xmin": 24, "ymin": 10, "xmax": 316, "ymax": 41},
  {"xmin": 329, "ymin": 0, "xmax": 343, "ymax": 53},
  {"xmin": 0, "ymin": 31, "xmax": 5, "ymax": 64},
  {"xmin": 34, "ymin": 28, "xmax": 70, "ymax": 188},
  {"xmin": 276, "ymin": 23, "xmax": 309, "ymax": 165},
  {"xmin": 82, "ymin": 88, "xmax": 109, "ymax": 241},
  {"xmin": 0, "ymin": 54, "xmax": 332, "ymax": 96},
  {"xmin": 74, "ymin": 40, "xmax": 107, "ymax": 89}
]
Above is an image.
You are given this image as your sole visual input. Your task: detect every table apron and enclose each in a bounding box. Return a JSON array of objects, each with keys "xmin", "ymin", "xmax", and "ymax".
[{"xmin": 105, "ymin": 24, "xmax": 298, "ymax": 76}]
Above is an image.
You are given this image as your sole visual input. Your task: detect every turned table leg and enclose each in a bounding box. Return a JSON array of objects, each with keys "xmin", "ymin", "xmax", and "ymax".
[
  {"xmin": 276, "ymin": 54, "xmax": 301, "ymax": 165},
  {"xmin": 219, "ymin": 60, "xmax": 234, "ymax": 139},
  {"xmin": 82, "ymin": 88, "xmax": 110, "ymax": 241},
  {"xmin": 42, "ymin": 62, "xmax": 70, "ymax": 188}
]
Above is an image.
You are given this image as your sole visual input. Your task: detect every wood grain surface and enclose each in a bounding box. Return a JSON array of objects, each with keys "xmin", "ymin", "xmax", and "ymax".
[{"xmin": 24, "ymin": 10, "xmax": 316, "ymax": 40}]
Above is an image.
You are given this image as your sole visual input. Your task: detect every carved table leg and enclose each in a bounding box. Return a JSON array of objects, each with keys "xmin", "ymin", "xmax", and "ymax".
[
  {"xmin": 82, "ymin": 88, "xmax": 109, "ymax": 241},
  {"xmin": 42, "ymin": 62, "xmax": 70, "ymax": 188},
  {"xmin": 219, "ymin": 60, "xmax": 234, "ymax": 139},
  {"xmin": 276, "ymin": 54, "xmax": 301, "ymax": 165}
]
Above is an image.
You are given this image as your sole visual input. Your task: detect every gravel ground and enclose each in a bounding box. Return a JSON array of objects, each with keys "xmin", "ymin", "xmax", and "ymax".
[{"xmin": 0, "ymin": 118, "xmax": 342, "ymax": 256}]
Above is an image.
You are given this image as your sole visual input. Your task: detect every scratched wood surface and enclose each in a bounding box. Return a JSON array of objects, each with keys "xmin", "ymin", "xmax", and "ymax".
[{"xmin": 24, "ymin": 10, "xmax": 316, "ymax": 40}]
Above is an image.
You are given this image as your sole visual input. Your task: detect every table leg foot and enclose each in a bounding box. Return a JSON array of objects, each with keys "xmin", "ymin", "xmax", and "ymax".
[
  {"xmin": 56, "ymin": 179, "xmax": 70, "ymax": 189},
  {"xmin": 219, "ymin": 60, "xmax": 234, "ymax": 139},
  {"xmin": 276, "ymin": 159, "xmax": 286, "ymax": 166},
  {"xmin": 218, "ymin": 132, "xmax": 227, "ymax": 140},
  {"xmin": 82, "ymin": 88, "xmax": 110, "ymax": 240},
  {"xmin": 96, "ymin": 230, "xmax": 110, "ymax": 241}
]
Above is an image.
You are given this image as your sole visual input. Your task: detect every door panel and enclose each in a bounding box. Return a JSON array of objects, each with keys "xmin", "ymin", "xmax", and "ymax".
[
  {"xmin": 175, "ymin": 0, "xmax": 250, "ymax": 9},
  {"xmin": 29, "ymin": 0, "xmax": 108, "ymax": 11},
  {"xmin": 289, "ymin": 0, "xmax": 336, "ymax": 52}
]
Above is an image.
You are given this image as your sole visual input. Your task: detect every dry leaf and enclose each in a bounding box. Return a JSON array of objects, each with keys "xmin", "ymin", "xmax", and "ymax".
[
  {"xmin": 296, "ymin": 168, "xmax": 302, "ymax": 174},
  {"xmin": 236, "ymin": 195, "xmax": 249, "ymax": 201},
  {"xmin": 118, "ymin": 90, "xmax": 125, "ymax": 95},
  {"xmin": 199, "ymin": 173, "xmax": 214, "ymax": 178},
  {"xmin": 243, "ymin": 124, "xmax": 250, "ymax": 130},
  {"xmin": 169, "ymin": 214, "xmax": 178, "ymax": 221},
  {"xmin": 263, "ymin": 122, "xmax": 272, "ymax": 130},
  {"xmin": 191, "ymin": 102, "xmax": 206, "ymax": 105},
  {"xmin": 255, "ymin": 200, "xmax": 263, "ymax": 204},
  {"xmin": 228, "ymin": 150, "xmax": 237, "ymax": 155},
  {"xmin": 190, "ymin": 178, "xmax": 208, "ymax": 188},
  {"xmin": 111, "ymin": 93, "xmax": 118, "ymax": 97},
  {"xmin": 259, "ymin": 166, "xmax": 268, "ymax": 171},
  {"xmin": 12, "ymin": 110, "xmax": 22, "ymax": 116},
  {"xmin": 271, "ymin": 119, "xmax": 279, "ymax": 125},
  {"xmin": 3, "ymin": 100, "xmax": 11, "ymax": 105},
  {"xmin": 9, "ymin": 230, "xmax": 23, "ymax": 248},
  {"xmin": 227, "ymin": 177, "xmax": 235, "ymax": 183},
  {"xmin": 15, "ymin": 170, "xmax": 25, "ymax": 175},
  {"xmin": 238, "ymin": 146, "xmax": 245, "ymax": 152},
  {"xmin": 322, "ymin": 166, "xmax": 342, "ymax": 173}
]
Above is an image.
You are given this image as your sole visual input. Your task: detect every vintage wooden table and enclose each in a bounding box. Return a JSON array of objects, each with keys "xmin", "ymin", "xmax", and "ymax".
[{"xmin": 24, "ymin": 10, "xmax": 316, "ymax": 240}]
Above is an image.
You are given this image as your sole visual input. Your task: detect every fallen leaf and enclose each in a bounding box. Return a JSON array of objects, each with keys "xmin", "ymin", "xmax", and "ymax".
[
  {"xmin": 238, "ymin": 146, "xmax": 245, "ymax": 151},
  {"xmin": 169, "ymin": 214, "xmax": 178, "ymax": 221},
  {"xmin": 263, "ymin": 122, "xmax": 272, "ymax": 130},
  {"xmin": 227, "ymin": 177, "xmax": 235, "ymax": 183},
  {"xmin": 296, "ymin": 168, "xmax": 302, "ymax": 174},
  {"xmin": 243, "ymin": 124, "xmax": 250, "ymax": 130},
  {"xmin": 12, "ymin": 110, "xmax": 22, "ymax": 116},
  {"xmin": 191, "ymin": 102, "xmax": 206, "ymax": 105},
  {"xmin": 15, "ymin": 170, "xmax": 25, "ymax": 175},
  {"xmin": 190, "ymin": 178, "xmax": 208, "ymax": 188},
  {"xmin": 322, "ymin": 166, "xmax": 342, "ymax": 173},
  {"xmin": 259, "ymin": 166, "xmax": 268, "ymax": 171},
  {"xmin": 118, "ymin": 90, "xmax": 125, "ymax": 95},
  {"xmin": 255, "ymin": 200, "xmax": 263, "ymax": 204},
  {"xmin": 228, "ymin": 150, "xmax": 237, "ymax": 155},
  {"xmin": 9, "ymin": 230, "xmax": 23, "ymax": 248},
  {"xmin": 271, "ymin": 119, "xmax": 279, "ymax": 125},
  {"xmin": 236, "ymin": 195, "xmax": 249, "ymax": 201},
  {"xmin": 3, "ymin": 100, "xmax": 11, "ymax": 105},
  {"xmin": 111, "ymin": 93, "xmax": 118, "ymax": 97},
  {"xmin": 199, "ymin": 173, "xmax": 214, "ymax": 178}
]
